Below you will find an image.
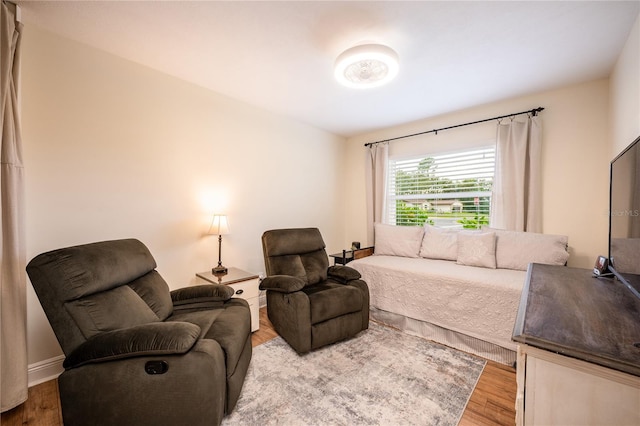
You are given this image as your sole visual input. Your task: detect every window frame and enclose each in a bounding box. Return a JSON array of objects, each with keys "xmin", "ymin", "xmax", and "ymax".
[{"xmin": 386, "ymin": 145, "xmax": 495, "ymax": 229}]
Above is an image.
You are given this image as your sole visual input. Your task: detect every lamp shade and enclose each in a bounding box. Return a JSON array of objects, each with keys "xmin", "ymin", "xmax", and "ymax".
[{"xmin": 208, "ymin": 215, "xmax": 230, "ymax": 236}]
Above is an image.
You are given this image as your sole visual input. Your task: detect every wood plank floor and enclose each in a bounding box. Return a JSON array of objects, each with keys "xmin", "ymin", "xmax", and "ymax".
[{"xmin": 1, "ymin": 307, "xmax": 516, "ymax": 425}]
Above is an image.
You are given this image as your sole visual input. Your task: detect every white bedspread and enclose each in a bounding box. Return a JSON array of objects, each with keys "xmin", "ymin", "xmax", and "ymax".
[{"xmin": 350, "ymin": 255, "xmax": 526, "ymax": 350}]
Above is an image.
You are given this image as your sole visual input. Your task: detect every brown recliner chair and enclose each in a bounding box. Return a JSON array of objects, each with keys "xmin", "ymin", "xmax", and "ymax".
[
  {"xmin": 260, "ymin": 228, "xmax": 369, "ymax": 353},
  {"xmin": 26, "ymin": 239, "xmax": 251, "ymax": 426}
]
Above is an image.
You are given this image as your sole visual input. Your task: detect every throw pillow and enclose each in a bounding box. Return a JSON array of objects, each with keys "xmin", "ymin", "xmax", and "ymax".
[
  {"xmin": 456, "ymin": 231, "xmax": 497, "ymax": 268},
  {"xmin": 484, "ymin": 227, "xmax": 569, "ymax": 270},
  {"xmin": 419, "ymin": 225, "xmax": 459, "ymax": 260},
  {"xmin": 374, "ymin": 223, "xmax": 424, "ymax": 258}
]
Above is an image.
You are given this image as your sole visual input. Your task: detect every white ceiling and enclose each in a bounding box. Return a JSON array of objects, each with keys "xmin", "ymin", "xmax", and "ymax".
[{"xmin": 16, "ymin": 1, "xmax": 640, "ymax": 137}]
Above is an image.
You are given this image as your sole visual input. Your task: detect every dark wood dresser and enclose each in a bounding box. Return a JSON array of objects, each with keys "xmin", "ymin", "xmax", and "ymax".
[{"xmin": 512, "ymin": 263, "xmax": 640, "ymax": 425}]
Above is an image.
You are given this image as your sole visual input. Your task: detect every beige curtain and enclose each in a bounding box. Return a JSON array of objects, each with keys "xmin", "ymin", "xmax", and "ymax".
[
  {"xmin": 490, "ymin": 115, "xmax": 542, "ymax": 232},
  {"xmin": 365, "ymin": 143, "xmax": 388, "ymax": 244},
  {"xmin": 1, "ymin": 0, "xmax": 27, "ymax": 412},
  {"xmin": 632, "ymin": 148, "xmax": 640, "ymax": 238}
]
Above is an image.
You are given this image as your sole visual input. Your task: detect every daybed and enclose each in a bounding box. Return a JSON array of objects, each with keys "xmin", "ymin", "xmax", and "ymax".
[{"xmin": 350, "ymin": 224, "xmax": 569, "ymax": 365}]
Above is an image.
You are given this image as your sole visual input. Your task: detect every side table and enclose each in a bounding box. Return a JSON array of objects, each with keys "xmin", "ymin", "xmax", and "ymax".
[
  {"xmin": 329, "ymin": 246, "xmax": 374, "ymax": 265},
  {"xmin": 196, "ymin": 267, "xmax": 260, "ymax": 332}
]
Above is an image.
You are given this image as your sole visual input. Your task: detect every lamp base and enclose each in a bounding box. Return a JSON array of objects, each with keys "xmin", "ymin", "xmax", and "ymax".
[{"xmin": 212, "ymin": 265, "xmax": 228, "ymax": 276}]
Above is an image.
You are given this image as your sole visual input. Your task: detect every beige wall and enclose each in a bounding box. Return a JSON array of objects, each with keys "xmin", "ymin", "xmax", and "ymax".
[
  {"xmin": 22, "ymin": 27, "xmax": 346, "ymax": 368},
  {"xmin": 344, "ymin": 79, "xmax": 611, "ymax": 269},
  {"xmin": 610, "ymin": 14, "xmax": 640, "ymax": 156}
]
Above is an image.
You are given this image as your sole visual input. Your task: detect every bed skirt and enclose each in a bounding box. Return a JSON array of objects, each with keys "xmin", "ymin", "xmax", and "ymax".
[{"xmin": 370, "ymin": 307, "xmax": 516, "ymax": 366}]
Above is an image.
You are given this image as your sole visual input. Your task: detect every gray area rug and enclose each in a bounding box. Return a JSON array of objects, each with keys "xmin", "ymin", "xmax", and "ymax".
[{"xmin": 223, "ymin": 323, "xmax": 486, "ymax": 425}]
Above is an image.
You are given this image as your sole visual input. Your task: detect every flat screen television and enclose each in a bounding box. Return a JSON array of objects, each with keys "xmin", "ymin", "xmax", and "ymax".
[{"xmin": 608, "ymin": 134, "xmax": 640, "ymax": 299}]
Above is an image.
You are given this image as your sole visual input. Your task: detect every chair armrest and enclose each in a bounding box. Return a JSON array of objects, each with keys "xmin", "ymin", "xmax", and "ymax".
[
  {"xmin": 63, "ymin": 322, "xmax": 201, "ymax": 369},
  {"xmin": 259, "ymin": 275, "xmax": 305, "ymax": 293},
  {"xmin": 170, "ymin": 285, "xmax": 234, "ymax": 309},
  {"xmin": 327, "ymin": 265, "xmax": 361, "ymax": 283}
]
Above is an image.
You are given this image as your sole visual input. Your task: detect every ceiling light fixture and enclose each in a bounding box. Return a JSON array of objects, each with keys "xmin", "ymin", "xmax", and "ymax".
[{"xmin": 334, "ymin": 44, "xmax": 399, "ymax": 89}]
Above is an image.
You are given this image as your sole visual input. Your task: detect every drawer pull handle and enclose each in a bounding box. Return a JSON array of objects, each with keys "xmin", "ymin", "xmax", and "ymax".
[{"xmin": 235, "ymin": 289, "xmax": 244, "ymax": 295}]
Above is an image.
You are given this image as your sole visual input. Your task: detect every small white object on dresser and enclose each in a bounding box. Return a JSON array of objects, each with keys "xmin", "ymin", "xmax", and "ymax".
[{"xmin": 196, "ymin": 267, "xmax": 260, "ymax": 332}]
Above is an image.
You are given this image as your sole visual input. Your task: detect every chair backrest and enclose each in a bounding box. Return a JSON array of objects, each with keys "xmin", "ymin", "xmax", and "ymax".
[
  {"xmin": 26, "ymin": 239, "xmax": 173, "ymax": 355},
  {"xmin": 262, "ymin": 228, "xmax": 329, "ymax": 287}
]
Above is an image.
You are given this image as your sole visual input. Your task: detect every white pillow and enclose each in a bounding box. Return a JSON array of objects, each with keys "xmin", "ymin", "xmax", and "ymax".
[
  {"xmin": 419, "ymin": 225, "xmax": 459, "ymax": 260},
  {"xmin": 374, "ymin": 223, "xmax": 424, "ymax": 258},
  {"xmin": 456, "ymin": 231, "xmax": 497, "ymax": 269},
  {"xmin": 485, "ymin": 228, "xmax": 569, "ymax": 270}
]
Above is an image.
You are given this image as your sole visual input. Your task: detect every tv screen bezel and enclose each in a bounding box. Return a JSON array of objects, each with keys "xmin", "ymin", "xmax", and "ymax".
[{"xmin": 607, "ymin": 134, "xmax": 640, "ymax": 300}]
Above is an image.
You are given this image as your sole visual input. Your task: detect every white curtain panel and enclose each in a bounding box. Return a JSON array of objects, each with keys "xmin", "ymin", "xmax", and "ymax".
[
  {"xmin": 490, "ymin": 116, "xmax": 542, "ymax": 232},
  {"xmin": 365, "ymin": 143, "xmax": 388, "ymax": 245},
  {"xmin": 632, "ymin": 149, "xmax": 640, "ymax": 238},
  {"xmin": 0, "ymin": 0, "xmax": 27, "ymax": 412}
]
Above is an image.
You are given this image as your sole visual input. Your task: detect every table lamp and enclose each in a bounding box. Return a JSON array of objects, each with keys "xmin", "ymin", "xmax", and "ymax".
[{"xmin": 208, "ymin": 214, "xmax": 230, "ymax": 275}]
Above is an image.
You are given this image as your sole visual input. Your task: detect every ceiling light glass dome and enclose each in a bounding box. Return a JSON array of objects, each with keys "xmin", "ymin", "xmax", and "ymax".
[{"xmin": 334, "ymin": 44, "xmax": 399, "ymax": 89}]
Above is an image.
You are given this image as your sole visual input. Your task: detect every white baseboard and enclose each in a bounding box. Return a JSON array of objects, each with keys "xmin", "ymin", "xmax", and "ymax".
[{"xmin": 28, "ymin": 355, "xmax": 64, "ymax": 387}]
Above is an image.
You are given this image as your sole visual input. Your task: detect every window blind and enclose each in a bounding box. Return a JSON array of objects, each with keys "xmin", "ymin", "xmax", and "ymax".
[{"xmin": 387, "ymin": 147, "xmax": 495, "ymax": 229}]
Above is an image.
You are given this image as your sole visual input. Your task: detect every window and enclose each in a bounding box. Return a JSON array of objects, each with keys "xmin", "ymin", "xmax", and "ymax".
[{"xmin": 387, "ymin": 146, "xmax": 495, "ymax": 229}]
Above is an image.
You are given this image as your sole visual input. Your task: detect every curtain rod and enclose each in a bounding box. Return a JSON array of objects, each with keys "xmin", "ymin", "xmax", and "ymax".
[{"xmin": 364, "ymin": 106, "xmax": 544, "ymax": 147}]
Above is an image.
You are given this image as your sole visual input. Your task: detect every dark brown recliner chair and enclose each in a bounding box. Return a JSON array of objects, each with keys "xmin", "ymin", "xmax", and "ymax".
[
  {"xmin": 26, "ymin": 239, "xmax": 251, "ymax": 426},
  {"xmin": 260, "ymin": 228, "xmax": 369, "ymax": 353}
]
